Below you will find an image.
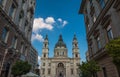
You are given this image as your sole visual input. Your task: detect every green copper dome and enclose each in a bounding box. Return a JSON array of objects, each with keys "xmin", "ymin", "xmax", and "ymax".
[{"xmin": 55, "ymin": 35, "xmax": 66, "ymax": 48}]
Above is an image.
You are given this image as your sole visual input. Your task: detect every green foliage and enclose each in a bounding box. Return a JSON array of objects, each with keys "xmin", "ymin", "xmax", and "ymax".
[
  {"xmin": 11, "ymin": 60, "xmax": 31, "ymax": 77},
  {"xmin": 105, "ymin": 37, "xmax": 120, "ymax": 67},
  {"xmin": 35, "ymin": 69, "xmax": 40, "ymax": 75},
  {"xmin": 105, "ymin": 37, "xmax": 120, "ymax": 76},
  {"xmin": 79, "ymin": 60, "xmax": 100, "ymax": 77}
]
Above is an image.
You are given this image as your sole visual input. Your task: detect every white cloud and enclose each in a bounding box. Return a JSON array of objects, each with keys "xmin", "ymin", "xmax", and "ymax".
[
  {"xmin": 63, "ymin": 21, "xmax": 68, "ymax": 27},
  {"xmin": 57, "ymin": 18, "xmax": 62, "ymax": 22},
  {"xmin": 32, "ymin": 17, "xmax": 68, "ymax": 42},
  {"xmin": 31, "ymin": 33, "xmax": 44, "ymax": 42},
  {"xmin": 57, "ymin": 18, "xmax": 68, "ymax": 27},
  {"xmin": 33, "ymin": 18, "xmax": 53, "ymax": 33},
  {"xmin": 45, "ymin": 17, "xmax": 55, "ymax": 24}
]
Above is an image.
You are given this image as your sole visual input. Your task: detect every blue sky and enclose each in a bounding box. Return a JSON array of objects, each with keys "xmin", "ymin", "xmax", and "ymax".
[{"xmin": 32, "ymin": 0, "xmax": 88, "ymax": 61}]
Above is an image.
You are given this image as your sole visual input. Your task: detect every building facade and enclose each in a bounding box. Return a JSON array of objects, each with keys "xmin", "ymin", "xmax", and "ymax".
[
  {"xmin": 40, "ymin": 35, "xmax": 80, "ymax": 77},
  {"xmin": 28, "ymin": 46, "xmax": 38, "ymax": 72},
  {"xmin": 85, "ymin": 51, "xmax": 90, "ymax": 61},
  {"xmin": 79, "ymin": 0, "xmax": 120, "ymax": 77},
  {"xmin": 0, "ymin": 0, "xmax": 38, "ymax": 77}
]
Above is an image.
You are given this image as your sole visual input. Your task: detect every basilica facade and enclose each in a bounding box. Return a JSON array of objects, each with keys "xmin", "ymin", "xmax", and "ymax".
[{"xmin": 40, "ymin": 35, "xmax": 80, "ymax": 77}]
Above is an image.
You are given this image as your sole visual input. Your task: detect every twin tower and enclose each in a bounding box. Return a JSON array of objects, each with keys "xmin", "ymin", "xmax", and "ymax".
[
  {"xmin": 41, "ymin": 34, "xmax": 80, "ymax": 59},
  {"xmin": 40, "ymin": 34, "xmax": 80, "ymax": 77}
]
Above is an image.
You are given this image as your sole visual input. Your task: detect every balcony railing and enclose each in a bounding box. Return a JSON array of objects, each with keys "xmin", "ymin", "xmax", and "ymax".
[{"xmin": 90, "ymin": 47, "xmax": 107, "ymax": 60}]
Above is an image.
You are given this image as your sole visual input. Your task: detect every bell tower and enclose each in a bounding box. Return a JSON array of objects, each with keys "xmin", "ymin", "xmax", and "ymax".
[
  {"xmin": 42, "ymin": 34, "xmax": 49, "ymax": 58},
  {"xmin": 72, "ymin": 34, "xmax": 80, "ymax": 58}
]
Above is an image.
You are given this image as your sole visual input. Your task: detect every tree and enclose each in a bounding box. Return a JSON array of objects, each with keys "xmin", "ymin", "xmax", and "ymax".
[
  {"xmin": 11, "ymin": 60, "xmax": 31, "ymax": 77},
  {"xmin": 79, "ymin": 60, "xmax": 100, "ymax": 77},
  {"xmin": 105, "ymin": 37, "xmax": 120, "ymax": 76},
  {"xmin": 35, "ymin": 69, "xmax": 40, "ymax": 75}
]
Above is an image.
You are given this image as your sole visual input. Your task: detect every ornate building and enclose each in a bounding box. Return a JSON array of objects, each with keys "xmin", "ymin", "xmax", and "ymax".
[
  {"xmin": 40, "ymin": 35, "xmax": 80, "ymax": 77},
  {"xmin": 0, "ymin": 0, "xmax": 38, "ymax": 77},
  {"xmin": 79, "ymin": 0, "xmax": 120, "ymax": 77}
]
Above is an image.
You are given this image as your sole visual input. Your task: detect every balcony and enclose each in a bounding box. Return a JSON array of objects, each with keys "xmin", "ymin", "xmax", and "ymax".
[
  {"xmin": 20, "ymin": 54, "xmax": 26, "ymax": 61},
  {"xmin": 8, "ymin": 46, "xmax": 17, "ymax": 55},
  {"xmin": 8, "ymin": 49, "xmax": 21, "ymax": 62},
  {"xmin": 89, "ymin": 47, "xmax": 107, "ymax": 60},
  {"xmin": 0, "ymin": 40, "xmax": 7, "ymax": 47}
]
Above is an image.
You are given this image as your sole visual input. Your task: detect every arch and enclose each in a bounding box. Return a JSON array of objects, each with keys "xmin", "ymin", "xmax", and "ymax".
[
  {"xmin": 58, "ymin": 63, "xmax": 64, "ymax": 67},
  {"xmin": 57, "ymin": 63, "xmax": 65, "ymax": 77}
]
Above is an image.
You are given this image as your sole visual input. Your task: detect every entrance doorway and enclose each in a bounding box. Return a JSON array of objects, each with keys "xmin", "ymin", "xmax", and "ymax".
[{"xmin": 56, "ymin": 63, "xmax": 65, "ymax": 77}]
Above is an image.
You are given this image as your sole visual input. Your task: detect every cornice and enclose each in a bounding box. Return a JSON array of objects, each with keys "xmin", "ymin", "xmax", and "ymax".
[
  {"xmin": 87, "ymin": 0, "xmax": 114, "ymax": 38},
  {"xmin": 79, "ymin": 0, "xmax": 86, "ymax": 14}
]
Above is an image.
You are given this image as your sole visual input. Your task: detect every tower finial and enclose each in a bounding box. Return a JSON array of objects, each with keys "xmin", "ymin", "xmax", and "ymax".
[
  {"xmin": 74, "ymin": 33, "xmax": 76, "ymax": 37},
  {"xmin": 59, "ymin": 34, "xmax": 63, "ymax": 41},
  {"xmin": 45, "ymin": 34, "xmax": 48, "ymax": 40},
  {"xmin": 73, "ymin": 34, "xmax": 77, "ymax": 40}
]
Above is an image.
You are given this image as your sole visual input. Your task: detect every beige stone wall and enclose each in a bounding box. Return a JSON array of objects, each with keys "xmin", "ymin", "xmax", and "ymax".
[
  {"xmin": 41, "ymin": 58, "xmax": 80, "ymax": 77},
  {"xmin": 97, "ymin": 55, "xmax": 119, "ymax": 77}
]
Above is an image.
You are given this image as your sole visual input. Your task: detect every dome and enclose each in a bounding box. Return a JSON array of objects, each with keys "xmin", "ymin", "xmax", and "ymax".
[{"xmin": 55, "ymin": 35, "xmax": 66, "ymax": 48}]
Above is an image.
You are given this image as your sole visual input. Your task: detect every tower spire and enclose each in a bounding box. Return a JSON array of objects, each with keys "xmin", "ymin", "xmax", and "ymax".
[
  {"xmin": 45, "ymin": 34, "xmax": 48, "ymax": 40},
  {"xmin": 72, "ymin": 34, "xmax": 80, "ymax": 58},
  {"xmin": 73, "ymin": 34, "xmax": 77, "ymax": 41},
  {"xmin": 42, "ymin": 35, "xmax": 49, "ymax": 58}
]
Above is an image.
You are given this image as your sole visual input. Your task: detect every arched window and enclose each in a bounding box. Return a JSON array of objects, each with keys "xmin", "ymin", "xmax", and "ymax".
[
  {"xmin": 1, "ymin": 27, "xmax": 9, "ymax": 43},
  {"xmin": 44, "ymin": 44, "xmax": 47, "ymax": 48},
  {"xmin": 57, "ymin": 52, "xmax": 59, "ymax": 56},
  {"xmin": 75, "ymin": 44, "xmax": 77, "ymax": 47},
  {"xmin": 58, "ymin": 63, "xmax": 64, "ymax": 67},
  {"xmin": 44, "ymin": 54, "xmax": 46, "ymax": 57},
  {"xmin": 76, "ymin": 54, "xmax": 78, "ymax": 58}
]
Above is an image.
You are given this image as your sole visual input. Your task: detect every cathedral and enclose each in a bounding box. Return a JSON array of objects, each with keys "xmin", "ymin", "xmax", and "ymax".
[{"xmin": 40, "ymin": 34, "xmax": 80, "ymax": 77}]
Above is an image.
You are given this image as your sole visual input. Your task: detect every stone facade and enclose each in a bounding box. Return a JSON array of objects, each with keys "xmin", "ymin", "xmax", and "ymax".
[
  {"xmin": 79, "ymin": 0, "xmax": 120, "ymax": 77},
  {"xmin": 40, "ymin": 35, "xmax": 80, "ymax": 77},
  {"xmin": 0, "ymin": 0, "xmax": 38, "ymax": 77},
  {"xmin": 85, "ymin": 51, "xmax": 90, "ymax": 61}
]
